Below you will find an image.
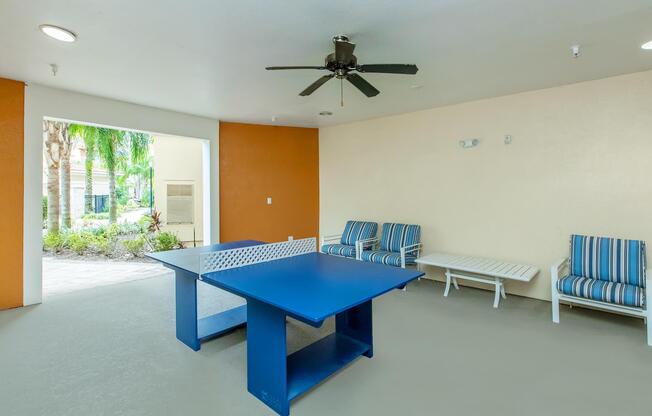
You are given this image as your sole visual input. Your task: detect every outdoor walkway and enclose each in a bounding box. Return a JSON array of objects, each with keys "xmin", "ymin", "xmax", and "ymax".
[{"xmin": 43, "ymin": 256, "xmax": 172, "ymax": 297}]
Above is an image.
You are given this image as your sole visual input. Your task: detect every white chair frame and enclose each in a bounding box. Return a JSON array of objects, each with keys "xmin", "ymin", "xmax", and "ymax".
[
  {"xmin": 358, "ymin": 238, "xmax": 422, "ymax": 268},
  {"xmin": 320, "ymin": 234, "xmax": 375, "ymax": 260},
  {"xmin": 550, "ymin": 257, "xmax": 652, "ymax": 346}
]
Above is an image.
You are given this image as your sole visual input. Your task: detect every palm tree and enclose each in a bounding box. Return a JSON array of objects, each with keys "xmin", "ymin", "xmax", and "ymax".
[
  {"xmin": 68, "ymin": 124, "xmax": 98, "ymax": 214},
  {"xmin": 43, "ymin": 120, "xmax": 64, "ymax": 233},
  {"xmin": 96, "ymin": 128, "xmax": 122, "ymax": 223},
  {"xmin": 118, "ymin": 132, "xmax": 151, "ymax": 201},
  {"xmin": 96, "ymin": 128, "xmax": 151, "ymax": 223}
]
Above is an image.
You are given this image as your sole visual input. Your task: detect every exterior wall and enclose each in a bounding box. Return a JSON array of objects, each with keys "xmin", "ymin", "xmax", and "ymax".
[
  {"xmin": 0, "ymin": 78, "xmax": 24, "ymax": 309},
  {"xmin": 151, "ymin": 134, "xmax": 204, "ymax": 243},
  {"xmin": 319, "ymin": 70, "xmax": 652, "ymax": 302},
  {"xmin": 219, "ymin": 122, "xmax": 319, "ymax": 243},
  {"xmin": 42, "ymin": 142, "xmax": 109, "ymax": 221}
]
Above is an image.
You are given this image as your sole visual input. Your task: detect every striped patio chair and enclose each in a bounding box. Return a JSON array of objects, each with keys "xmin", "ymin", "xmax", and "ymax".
[
  {"xmin": 320, "ymin": 220, "xmax": 378, "ymax": 260},
  {"xmin": 551, "ymin": 234, "xmax": 651, "ymax": 346},
  {"xmin": 360, "ymin": 223, "xmax": 422, "ymax": 269}
]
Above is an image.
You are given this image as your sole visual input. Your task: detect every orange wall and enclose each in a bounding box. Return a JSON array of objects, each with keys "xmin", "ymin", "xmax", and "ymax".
[
  {"xmin": 219, "ymin": 122, "xmax": 319, "ymax": 243},
  {"xmin": 0, "ymin": 78, "xmax": 24, "ymax": 309}
]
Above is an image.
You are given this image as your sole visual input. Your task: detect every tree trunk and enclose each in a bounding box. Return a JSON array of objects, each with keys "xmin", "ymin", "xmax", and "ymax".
[
  {"xmin": 59, "ymin": 126, "xmax": 73, "ymax": 229},
  {"xmin": 60, "ymin": 157, "xmax": 71, "ymax": 229},
  {"xmin": 43, "ymin": 120, "xmax": 63, "ymax": 233},
  {"xmin": 47, "ymin": 164, "xmax": 60, "ymax": 233},
  {"xmin": 108, "ymin": 166, "xmax": 117, "ymax": 223},
  {"xmin": 85, "ymin": 161, "xmax": 93, "ymax": 214}
]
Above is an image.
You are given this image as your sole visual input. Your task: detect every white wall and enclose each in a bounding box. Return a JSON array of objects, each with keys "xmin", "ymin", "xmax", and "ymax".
[
  {"xmin": 151, "ymin": 134, "xmax": 205, "ymax": 243},
  {"xmin": 319, "ymin": 70, "xmax": 652, "ymax": 302},
  {"xmin": 25, "ymin": 84, "xmax": 219, "ymax": 305}
]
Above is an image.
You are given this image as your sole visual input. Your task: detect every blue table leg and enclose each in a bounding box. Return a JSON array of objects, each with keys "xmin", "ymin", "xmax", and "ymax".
[
  {"xmin": 175, "ymin": 269, "xmax": 200, "ymax": 351},
  {"xmin": 336, "ymin": 300, "xmax": 373, "ymax": 358},
  {"xmin": 246, "ymin": 298, "xmax": 289, "ymax": 416}
]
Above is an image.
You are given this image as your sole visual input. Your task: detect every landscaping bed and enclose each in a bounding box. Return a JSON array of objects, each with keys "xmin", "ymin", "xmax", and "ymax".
[{"xmin": 42, "ymin": 214, "xmax": 184, "ymax": 261}]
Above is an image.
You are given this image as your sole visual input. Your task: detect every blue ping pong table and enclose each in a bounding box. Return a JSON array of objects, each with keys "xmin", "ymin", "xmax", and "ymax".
[{"xmin": 148, "ymin": 239, "xmax": 423, "ymax": 416}]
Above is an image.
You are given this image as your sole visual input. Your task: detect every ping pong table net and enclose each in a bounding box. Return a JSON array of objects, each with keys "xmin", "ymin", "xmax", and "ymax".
[{"xmin": 200, "ymin": 237, "xmax": 317, "ymax": 274}]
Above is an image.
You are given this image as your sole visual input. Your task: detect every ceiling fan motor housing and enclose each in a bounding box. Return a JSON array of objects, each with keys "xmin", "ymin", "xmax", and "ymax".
[{"xmin": 326, "ymin": 53, "xmax": 357, "ymax": 74}]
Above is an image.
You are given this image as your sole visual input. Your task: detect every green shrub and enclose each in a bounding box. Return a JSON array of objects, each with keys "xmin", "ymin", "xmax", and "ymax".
[
  {"xmin": 107, "ymin": 223, "xmax": 120, "ymax": 239},
  {"xmin": 124, "ymin": 200, "xmax": 139, "ymax": 210},
  {"xmin": 152, "ymin": 231, "xmax": 182, "ymax": 252},
  {"xmin": 123, "ymin": 235, "xmax": 146, "ymax": 256},
  {"xmin": 92, "ymin": 235, "xmax": 112, "ymax": 255},
  {"xmin": 139, "ymin": 188, "xmax": 152, "ymax": 207},
  {"xmin": 82, "ymin": 212, "xmax": 109, "ymax": 220},
  {"xmin": 116, "ymin": 186, "xmax": 130, "ymax": 206},
  {"xmin": 66, "ymin": 232, "xmax": 92, "ymax": 254},
  {"xmin": 43, "ymin": 232, "xmax": 64, "ymax": 252}
]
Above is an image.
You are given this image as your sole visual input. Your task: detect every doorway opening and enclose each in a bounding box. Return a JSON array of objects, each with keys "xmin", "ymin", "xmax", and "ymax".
[{"xmin": 41, "ymin": 118, "xmax": 208, "ymax": 297}]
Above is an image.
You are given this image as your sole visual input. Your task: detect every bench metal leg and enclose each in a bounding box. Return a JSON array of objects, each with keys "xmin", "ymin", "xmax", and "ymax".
[
  {"xmin": 493, "ymin": 278, "xmax": 502, "ymax": 308},
  {"xmin": 444, "ymin": 269, "xmax": 452, "ymax": 297}
]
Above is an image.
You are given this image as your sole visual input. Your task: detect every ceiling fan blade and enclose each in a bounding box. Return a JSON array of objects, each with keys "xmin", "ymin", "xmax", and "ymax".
[
  {"xmin": 299, "ymin": 74, "xmax": 335, "ymax": 96},
  {"xmin": 334, "ymin": 40, "xmax": 356, "ymax": 64},
  {"xmin": 356, "ymin": 64, "xmax": 418, "ymax": 74},
  {"xmin": 346, "ymin": 73, "xmax": 380, "ymax": 97},
  {"xmin": 266, "ymin": 66, "xmax": 326, "ymax": 70}
]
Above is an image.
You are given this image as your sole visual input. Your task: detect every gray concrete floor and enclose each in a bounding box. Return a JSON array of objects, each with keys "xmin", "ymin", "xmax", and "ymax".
[{"xmin": 1, "ymin": 276, "xmax": 651, "ymax": 416}]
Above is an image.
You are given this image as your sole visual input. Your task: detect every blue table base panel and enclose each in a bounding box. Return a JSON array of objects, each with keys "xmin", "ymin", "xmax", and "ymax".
[
  {"xmin": 175, "ymin": 269, "xmax": 247, "ymax": 351},
  {"xmin": 246, "ymin": 298, "xmax": 374, "ymax": 416}
]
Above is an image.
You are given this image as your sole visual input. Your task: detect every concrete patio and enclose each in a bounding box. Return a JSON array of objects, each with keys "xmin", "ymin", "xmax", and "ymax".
[{"xmin": 43, "ymin": 256, "xmax": 172, "ymax": 297}]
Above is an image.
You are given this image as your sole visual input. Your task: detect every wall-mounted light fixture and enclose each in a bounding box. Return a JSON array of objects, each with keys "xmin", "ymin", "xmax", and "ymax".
[{"xmin": 459, "ymin": 139, "xmax": 479, "ymax": 149}]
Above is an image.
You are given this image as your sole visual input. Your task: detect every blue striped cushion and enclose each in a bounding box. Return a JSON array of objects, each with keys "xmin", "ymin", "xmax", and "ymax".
[
  {"xmin": 379, "ymin": 223, "xmax": 421, "ymax": 253},
  {"xmin": 340, "ymin": 221, "xmax": 378, "ymax": 246},
  {"xmin": 557, "ymin": 275, "xmax": 644, "ymax": 307},
  {"xmin": 570, "ymin": 235, "xmax": 646, "ymax": 287},
  {"xmin": 321, "ymin": 244, "xmax": 356, "ymax": 258},
  {"xmin": 360, "ymin": 250, "xmax": 417, "ymax": 267}
]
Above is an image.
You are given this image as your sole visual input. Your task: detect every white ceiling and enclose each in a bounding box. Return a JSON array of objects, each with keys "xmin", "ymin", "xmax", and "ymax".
[{"xmin": 1, "ymin": 0, "xmax": 652, "ymax": 127}]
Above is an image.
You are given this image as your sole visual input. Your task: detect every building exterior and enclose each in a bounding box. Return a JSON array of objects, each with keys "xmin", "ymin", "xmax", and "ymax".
[
  {"xmin": 42, "ymin": 140, "xmax": 110, "ymax": 220},
  {"xmin": 151, "ymin": 134, "xmax": 204, "ymax": 245}
]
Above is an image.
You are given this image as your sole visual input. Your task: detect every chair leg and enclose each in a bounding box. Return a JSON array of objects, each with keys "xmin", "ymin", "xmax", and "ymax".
[{"xmin": 551, "ymin": 292, "xmax": 560, "ymax": 324}]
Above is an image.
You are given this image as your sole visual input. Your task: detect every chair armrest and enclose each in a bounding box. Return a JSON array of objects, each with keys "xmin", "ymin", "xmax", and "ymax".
[
  {"xmin": 550, "ymin": 257, "xmax": 569, "ymax": 283},
  {"xmin": 401, "ymin": 242, "xmax": 422, "ymax": 254},
  {"xmin": 356, "ymin": 237, "xmax": 379, "ymax": 261},
  {"xmin": 320, "ymin": 234, "xmax": 342, "ymax": 246},
  {"xmin": 357, "ymin": 237, "xmax": 378, "ymax": 249},
  {"xmin": 399, "ymin": 243, "xmax": 422, "ymax": 268}
]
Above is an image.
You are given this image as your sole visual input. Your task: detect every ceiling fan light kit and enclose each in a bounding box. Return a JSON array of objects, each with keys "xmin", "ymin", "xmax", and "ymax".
[{"xmin": 266, "ymin": 35, "xmax": 418, "ymax": 106}]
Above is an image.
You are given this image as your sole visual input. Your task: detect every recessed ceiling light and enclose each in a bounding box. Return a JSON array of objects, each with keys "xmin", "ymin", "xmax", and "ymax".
[
  {"xmin": 642, "ymin": 40, "xmax": 652, "ymax": 50},
  {"xmin": 319, "ymin": 111, "xmax": 333, "ymax": 116},
  {"xmin": 39, "ymin": 24, "xmax": 77, "ymax": 43}
]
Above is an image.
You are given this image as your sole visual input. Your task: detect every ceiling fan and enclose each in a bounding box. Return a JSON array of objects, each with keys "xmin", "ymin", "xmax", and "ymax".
[{"xmin": 265, "ymin": 35, "xmax": 418, "ymax": 105}]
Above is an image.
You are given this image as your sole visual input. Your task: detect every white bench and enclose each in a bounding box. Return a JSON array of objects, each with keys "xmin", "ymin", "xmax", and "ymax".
[{"xmin": 416, "ymin": 252, "xmax": 539, "ymax": 308}]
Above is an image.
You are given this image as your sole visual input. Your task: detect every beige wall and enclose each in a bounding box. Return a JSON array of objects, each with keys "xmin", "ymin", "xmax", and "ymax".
[
  {"xmin": 320, "ymin": 70, "xmax": 652, "ymax": 301},
  {"xmin": 152, "ymin": 134, "xmax": 205, "ymax": 243}
]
